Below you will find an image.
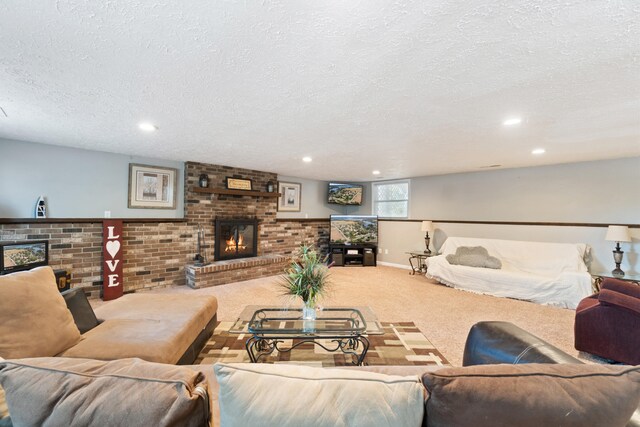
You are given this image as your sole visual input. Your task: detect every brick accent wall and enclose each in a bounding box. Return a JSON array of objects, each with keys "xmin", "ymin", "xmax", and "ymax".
[
  {"xmin": 0, "ymin": 221, "xmax": 194, "ymax": 297},
  {"xmin": 0, "ymin": 161, "xmax": 328, "ymax": 295}
]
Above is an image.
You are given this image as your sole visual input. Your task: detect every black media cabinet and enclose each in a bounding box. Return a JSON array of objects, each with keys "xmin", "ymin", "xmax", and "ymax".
[{"xmin": 329, "ymin": 244, "xmax": 377, "ymax": 267}]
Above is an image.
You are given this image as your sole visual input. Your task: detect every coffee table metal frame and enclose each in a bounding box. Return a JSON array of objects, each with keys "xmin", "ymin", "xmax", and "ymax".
[{"xmin": 229, "ymin": 306, "xmax": 383, "ymax": 366}]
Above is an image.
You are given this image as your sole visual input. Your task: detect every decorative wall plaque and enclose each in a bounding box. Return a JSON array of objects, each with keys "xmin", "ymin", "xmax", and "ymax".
[
  {"xmin": 226, "ymin": 177, "xmax": 253, "ymax": 191},
  {"xmin": 102, "ymin": 220, "xmax": 124, "ymax": 301}
]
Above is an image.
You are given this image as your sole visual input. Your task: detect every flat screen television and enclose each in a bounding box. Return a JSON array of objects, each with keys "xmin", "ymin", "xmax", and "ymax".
[
  {"xmin": 330, "ymin": 215, "xmax": 378, "ymax": 245},
  {"xmin": 0, "ymin": 240, "xmax": 49, "ymax": 275},
  {"xmin": 328, "ymin": 183, "xmax": 363, "ymax": 206}
]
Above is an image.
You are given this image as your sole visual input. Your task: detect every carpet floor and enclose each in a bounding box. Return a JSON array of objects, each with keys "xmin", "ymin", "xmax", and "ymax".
[
  {"xmin": 132, "ymin": 265, "xmax": 584, "ymax": 366},
  {"xmin": 195, "ymin": 321, "xmax": 450, "ymax": 367}
]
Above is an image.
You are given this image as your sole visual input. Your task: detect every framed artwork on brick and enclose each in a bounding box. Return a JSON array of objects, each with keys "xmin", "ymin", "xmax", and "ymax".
[
  {"xmin": 278, "ymin": 181, "xmax": 301, "ymax": 212},
  {"xmin": 128, "ymin": 164, "xmax": 178, "ymax": 209}
]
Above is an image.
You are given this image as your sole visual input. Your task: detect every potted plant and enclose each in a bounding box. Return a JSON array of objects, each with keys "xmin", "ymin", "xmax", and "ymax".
[{"xmin": 281, "ymin": 245, "xmax": 331, "ymax": 320}]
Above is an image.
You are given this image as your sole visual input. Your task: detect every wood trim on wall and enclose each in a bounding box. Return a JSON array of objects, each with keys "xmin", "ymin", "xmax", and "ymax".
[
  {"xmin": 378, "ymin": 219, "xmax": 640, "ymax": 228},
  {"xmin": 0, "ymin": 218, "xmax": 187, "ymax": 224},
  {"xmin": 275, "ymin": 218, "xmax": 330, "ymax": 223}
]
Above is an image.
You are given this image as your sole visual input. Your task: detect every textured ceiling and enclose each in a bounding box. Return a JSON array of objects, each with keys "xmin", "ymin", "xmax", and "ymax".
[{"xmin": 0, "ymin": 1, "xmax": 639, "ymax": 181}]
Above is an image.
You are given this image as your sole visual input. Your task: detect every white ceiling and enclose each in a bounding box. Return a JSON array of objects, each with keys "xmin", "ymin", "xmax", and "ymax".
[{"xmin": 1, "ymin": 1, "xmax": 639, "ymax": 181}]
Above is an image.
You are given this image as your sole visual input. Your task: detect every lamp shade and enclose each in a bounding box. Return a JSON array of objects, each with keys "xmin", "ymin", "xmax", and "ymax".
[
  {"xmin": 605, "ymin": 225, "xmax": 631, "ymax": 243},
  {"xmin": 421, "ymin": 221, "xmax": 433, "ymax": 232}
]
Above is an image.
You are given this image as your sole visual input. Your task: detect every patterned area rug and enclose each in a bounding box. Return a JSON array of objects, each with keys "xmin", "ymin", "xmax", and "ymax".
[{"xmin": 196, "ymin": 321, "xmax": 450, "ymax": 367}]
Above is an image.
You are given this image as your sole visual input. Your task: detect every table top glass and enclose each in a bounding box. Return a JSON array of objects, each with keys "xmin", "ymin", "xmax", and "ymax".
[
  {"xmin": 229, "ymin": 306, "xmax": 384, "ymax": 336},
  {"xmin": 591, "ymin": 272, "xmax": 640, "ymax": 282},
  {"xmin": 406, "ymin": 251, "xmax": 437, "ymax": 257}
]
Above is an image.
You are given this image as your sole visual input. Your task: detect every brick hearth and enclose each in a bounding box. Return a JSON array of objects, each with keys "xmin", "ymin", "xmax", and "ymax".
[{"xmin": 185, "ymin": 254, "xmax": 288, "ymax": 289}]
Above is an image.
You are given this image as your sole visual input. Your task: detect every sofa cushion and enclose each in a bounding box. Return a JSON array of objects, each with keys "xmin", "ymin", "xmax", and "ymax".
[
  {"xmin": 421, "ymin": 363, "xmax": 640, "ymax": 427},
  {"xmin": 0, "ymin": 357, "xmax": 209, "ymax": 427},
  {"xmin": 215, "ymin": 362, "xmax": 425, "ymax": 427},
  {"xmin": 446, "ymin": 246, "xmax": 501, "ymax": 269},
  {"xmin": 60, "ymin": 293, "xmax": 218, "ymax": 364},
  {"xmin": 0, "ymin": 266, "xmax": 81, "ymax": 359}
]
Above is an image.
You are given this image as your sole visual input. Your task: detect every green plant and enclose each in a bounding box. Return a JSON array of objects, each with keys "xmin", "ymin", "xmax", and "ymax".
[{"xmin": 281, "ymin": 245, "xmax": 331, "ymax": 306}]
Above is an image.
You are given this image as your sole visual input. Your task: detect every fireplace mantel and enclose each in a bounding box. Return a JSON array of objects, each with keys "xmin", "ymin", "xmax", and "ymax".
[{"xmin": 192, "ymin": 187, "xmax": 280, "ymax": 198}]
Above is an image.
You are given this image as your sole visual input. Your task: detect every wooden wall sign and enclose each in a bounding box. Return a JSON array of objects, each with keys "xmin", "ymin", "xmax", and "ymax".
[
  {"xmin": 102, "ymin": 220, "xmax": 124, "ymax": 301},
  {"xmin": 225, "ymin": 177, "xmax": 253, "ymax": 191}
]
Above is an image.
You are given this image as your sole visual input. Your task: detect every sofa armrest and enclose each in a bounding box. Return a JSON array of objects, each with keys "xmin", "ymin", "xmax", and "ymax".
[
  {"xmin": 61, "ymin": 288, "xmax": 100, "ymax": 334},
  {"xmin": 463, "ymin": 321, "xmax": 581, "ymax": 366},
  {"xmin": 598, "ymin": 289, "xmax": 640, "ymax": 315},
  {"xmin": 601, "ymin": 278, "xmax": 640, "ymax": 298}
]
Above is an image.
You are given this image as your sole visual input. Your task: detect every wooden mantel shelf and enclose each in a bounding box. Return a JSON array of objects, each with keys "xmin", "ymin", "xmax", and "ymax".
[{"xmin": 193, "ymin": 187, "xmax": 281, "ymax": 198}]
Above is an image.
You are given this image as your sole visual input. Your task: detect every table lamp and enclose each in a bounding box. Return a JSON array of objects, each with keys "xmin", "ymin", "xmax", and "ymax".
[
  {"xmin": 421, "ymin": 221, "xmax": 434, "ymax": 254},
  {"xmin": 605, "ymin": 225, "xmax": 631, "ymax": 277}
]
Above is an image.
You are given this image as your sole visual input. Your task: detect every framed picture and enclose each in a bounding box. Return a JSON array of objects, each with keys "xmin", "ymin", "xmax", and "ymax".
[
  {"xmin": 128, "ymin": 164, "xmax": 178, "ymax": 209},
  {"xmin": 278, "ymin": 181, "xmax": 302, "ymax": 212},
  {"xmin": 0, "ymin": 240, "xmax": 49, "ymax": 275},
  {"xmin": 226, "ymin": 177, "xmax": 253, "ymax": 191}
]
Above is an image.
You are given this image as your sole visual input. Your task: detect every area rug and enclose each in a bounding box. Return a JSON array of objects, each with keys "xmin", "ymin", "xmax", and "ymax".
[{"xmin": 195, "ymin": 321, "xmax": 450, "ymax": 367}]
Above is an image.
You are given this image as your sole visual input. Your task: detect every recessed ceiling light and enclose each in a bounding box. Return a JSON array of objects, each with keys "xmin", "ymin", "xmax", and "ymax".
[
  {"xmin": 302, "ymin": 156, "xmax": 312, "ymax": 163},
  {"xmin": 138, "ymin": 122, "xmax": 158, "ymax": 132},
  {"xmin": 372, "ymin": 170, "xmax": 381, "ymax": 175},
  {"xmin": 531, "ymin": 148, "xmax": 546, "ymax": 155},
  {"xmin": 503, "ymin": 117, "xmax": 522, "ymax": 126}
]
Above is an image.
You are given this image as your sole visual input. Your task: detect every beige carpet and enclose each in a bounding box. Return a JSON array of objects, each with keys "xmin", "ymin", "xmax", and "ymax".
[{"xmin": 131, "ymin": 266, "xmax": 582, "ymax": 366}]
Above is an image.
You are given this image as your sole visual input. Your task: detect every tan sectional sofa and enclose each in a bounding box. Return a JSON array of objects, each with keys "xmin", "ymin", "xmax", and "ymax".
[
  {"xmin": 0, "ymin": 266, "xmax": 218, "ymax": 364},
  {"xmin": 61, "ymin": 292, "xmax": 218, "ymax": 364}
]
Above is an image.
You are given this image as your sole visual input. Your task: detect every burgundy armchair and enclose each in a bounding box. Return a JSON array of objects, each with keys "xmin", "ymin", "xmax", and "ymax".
[{"xmin": 574, "ymin": 278, "xmax": 640, "ymax": 364}]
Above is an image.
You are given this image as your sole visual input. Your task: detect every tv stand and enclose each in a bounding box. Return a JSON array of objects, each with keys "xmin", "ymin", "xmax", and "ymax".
[{"xmin": 329, "ymin": 243, "xmax": 377, "ymax": 267}]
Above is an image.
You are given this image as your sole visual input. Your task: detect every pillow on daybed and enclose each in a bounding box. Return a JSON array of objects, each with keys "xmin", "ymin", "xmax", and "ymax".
[
  {"xmin": 215, "ymin": 362, "xmax": 425, "ymax": 427},
  {"xmin": 0, "ymin": 266, "xmax": 81, "ymax": 359},
  {"xmin": 0, "ymin": 357, "xmax": 209, "ymax": 427},
  {"xmin": 422, "ymin": 363, "xmax": 640, "ymax": 427},
  {"xmin": 446, "ymin": 246, "xmax": 502, "ymax": 269}
]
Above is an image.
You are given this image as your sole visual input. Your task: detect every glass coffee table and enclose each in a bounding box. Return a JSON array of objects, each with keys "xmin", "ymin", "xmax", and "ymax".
[{"xmin": 229, "ymin": 306, "xmax": 384, "ymax": 366}]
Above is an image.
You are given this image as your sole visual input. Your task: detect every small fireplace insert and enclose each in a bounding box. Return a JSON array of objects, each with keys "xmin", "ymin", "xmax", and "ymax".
[{"xmin": 214, "ymin": 218, "xmax": 258, "ymax": 261}]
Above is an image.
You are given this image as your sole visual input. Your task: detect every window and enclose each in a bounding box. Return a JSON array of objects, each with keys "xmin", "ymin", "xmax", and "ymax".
[{"xmin": 372, "ymin": 180, "xmax": 410, "ymax": 218}]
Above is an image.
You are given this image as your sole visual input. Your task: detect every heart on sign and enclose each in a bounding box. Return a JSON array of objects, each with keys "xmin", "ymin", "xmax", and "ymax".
[{"xmin": 106, "ymin": 240, "xmax": 120, "ymax": 259}]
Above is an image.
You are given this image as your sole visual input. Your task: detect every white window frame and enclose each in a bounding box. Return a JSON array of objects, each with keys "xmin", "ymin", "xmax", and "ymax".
[{"xmin": 372, "ymin": 179, "xmax": 410, "ymax": 219}]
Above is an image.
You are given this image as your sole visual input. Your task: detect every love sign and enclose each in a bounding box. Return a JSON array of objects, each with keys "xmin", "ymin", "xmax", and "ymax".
[{"xmin": 102, "ymin": 220, "xmax": 124, "ymax": 301}]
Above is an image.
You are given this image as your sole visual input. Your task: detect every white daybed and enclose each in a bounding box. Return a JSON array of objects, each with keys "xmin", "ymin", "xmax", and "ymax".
[{"xmin": 426, "ymin": 237, "xmax": 593, "ymax": 309}]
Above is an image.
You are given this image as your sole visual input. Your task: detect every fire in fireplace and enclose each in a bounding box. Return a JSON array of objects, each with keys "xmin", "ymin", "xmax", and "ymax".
[{"xmin": 214, "ymin": 218, "xmax": 258, "ymax": 261}]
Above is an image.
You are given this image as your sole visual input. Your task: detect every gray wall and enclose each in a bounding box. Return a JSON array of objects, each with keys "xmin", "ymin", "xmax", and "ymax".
[
  {"xmin": 409, "ymin": 157, "xmax": 640, "ymax": 223},
  {"xmin": 376, "ymin": 157, "xmax": 640, "ymax": 275},
  {"xmin": 276, "ymin": 176, "xmax": 371, "ymax": 219},
  {"xmin": 0, "ymin": 138, "xmax": 184, "ymax": 218}
]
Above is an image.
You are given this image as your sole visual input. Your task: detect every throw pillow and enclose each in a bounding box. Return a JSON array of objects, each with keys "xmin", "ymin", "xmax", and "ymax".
[
  {"xmin": 0, "ymin": 266, "xmax": 81, "ymax": 358},
  {"xmin": 422, "ymin": 363, "xmax": 640, "ymax": 427},
  {"xmin": 0, "ymin": 357, "xmax": 209, "ymax": 427},
  {"xmin": 61, "ymin": 288, "xmax": 100, "ymax": 334},
  {"xmin": 215, "ymin": 362, "xmax": 425, "ymax": 427},
  {"xmin": 446, "ymin": 246, "xmax": 502, "ymax": 269}
]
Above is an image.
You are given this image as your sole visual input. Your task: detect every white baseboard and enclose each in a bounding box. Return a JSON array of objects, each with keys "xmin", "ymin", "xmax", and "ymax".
[{"xmin": 377, "ymin": 261, "xmax": 413, "ymax": 270}]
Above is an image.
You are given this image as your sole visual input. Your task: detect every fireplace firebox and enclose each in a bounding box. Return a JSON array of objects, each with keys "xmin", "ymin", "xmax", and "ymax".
[{"xmin": 214, "ymin": 218, "xmax": 258, "ymax": 261}]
